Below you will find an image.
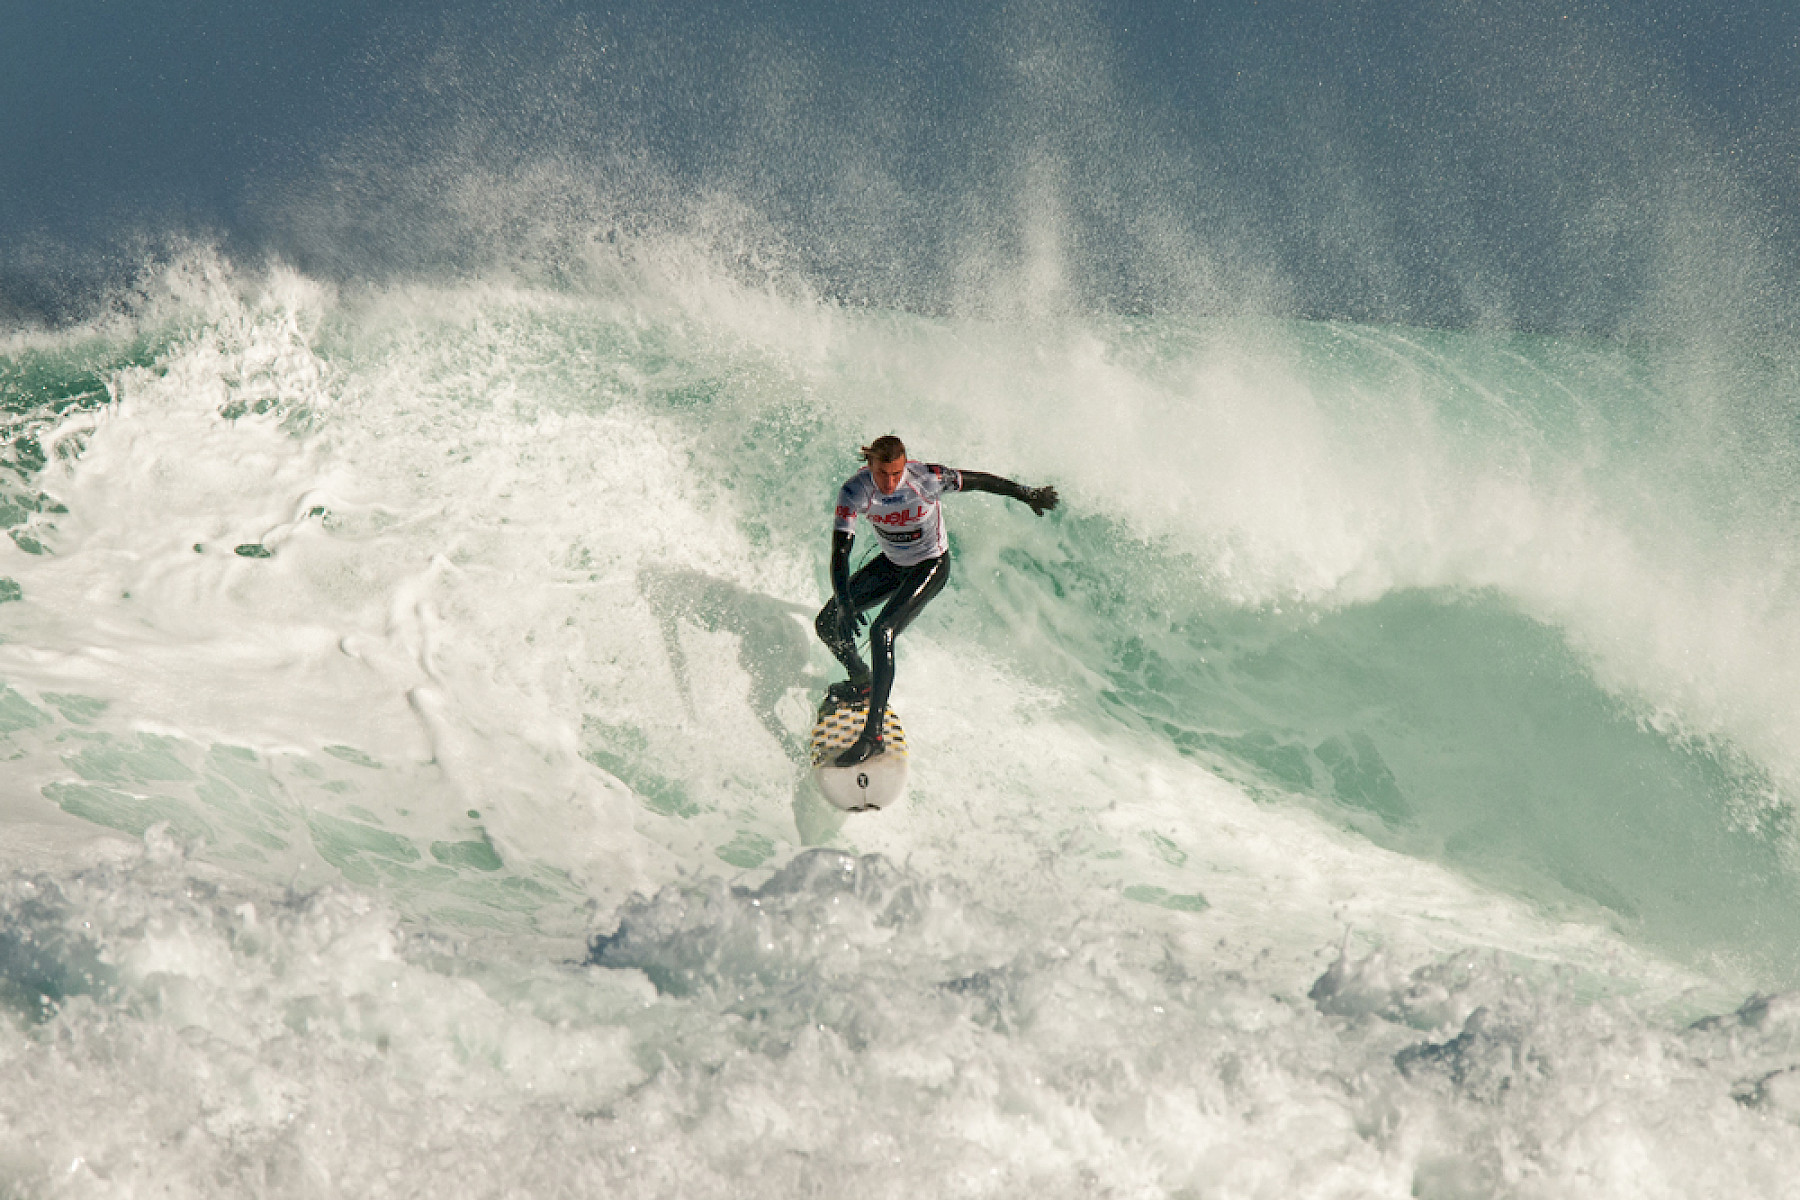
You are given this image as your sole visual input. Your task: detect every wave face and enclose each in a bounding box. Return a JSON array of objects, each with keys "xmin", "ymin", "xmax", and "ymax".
[
  {"xmin": 0, "ymin": 251, "xmax": 1796, "ymax": 1195},
  {"xmin": 8, "ymin": 0, "xmax": 1800, "ymax": 1195}
]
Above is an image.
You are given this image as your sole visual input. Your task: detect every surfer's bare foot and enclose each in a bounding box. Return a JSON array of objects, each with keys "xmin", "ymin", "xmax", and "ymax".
[{"xmin": 834, "ymin": 735, "xmax": 882, "ymax": 767}]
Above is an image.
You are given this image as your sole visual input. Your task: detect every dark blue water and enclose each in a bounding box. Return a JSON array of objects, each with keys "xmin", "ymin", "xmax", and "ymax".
[{"xmin": 7, "ymin": 0, "xmax": 1799, "ymax": 333}]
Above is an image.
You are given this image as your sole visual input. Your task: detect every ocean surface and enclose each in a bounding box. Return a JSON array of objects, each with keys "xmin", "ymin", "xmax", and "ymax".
[{"xmin": 7, "ymin": 2, "xmax": 1800, "ymax": 1196}]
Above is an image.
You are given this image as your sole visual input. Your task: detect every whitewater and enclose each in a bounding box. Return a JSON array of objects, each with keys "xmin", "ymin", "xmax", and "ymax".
[{"xmin": 0, "ymin": 225, "xmax": 1796, "ymax": 1197}]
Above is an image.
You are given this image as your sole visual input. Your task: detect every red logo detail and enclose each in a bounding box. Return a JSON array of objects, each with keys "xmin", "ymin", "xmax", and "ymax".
[
  {"xmin": 870, "ymin": 505, "xmax": 925, "ymax": 527},
  {"xmin": 835, "ymin": 505, "xmax": 853, "ymax": 521}
]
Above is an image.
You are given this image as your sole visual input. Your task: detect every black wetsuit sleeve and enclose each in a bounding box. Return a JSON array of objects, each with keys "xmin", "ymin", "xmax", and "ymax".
[
  {"xmin": 954, "ymin": 469, "xmax": 1060, "ymax": 515},
  {"xmin": 954, "ymin": 470, "xmax": 1031, "ymax": 502},
  {"xmin": 829, "ymin": 529, "xmax": 855, "ymax": 606}
]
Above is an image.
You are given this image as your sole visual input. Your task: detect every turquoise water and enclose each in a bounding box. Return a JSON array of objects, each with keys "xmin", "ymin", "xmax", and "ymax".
[{"xmin": 2, "ymin": 253, "xmax": 1800, "ymax": 1194}]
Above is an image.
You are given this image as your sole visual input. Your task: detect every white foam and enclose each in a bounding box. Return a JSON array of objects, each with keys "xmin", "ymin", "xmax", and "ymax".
[{"xmin": 1, "ymin": 254, "xmax": 1797, "ymax": 1196}]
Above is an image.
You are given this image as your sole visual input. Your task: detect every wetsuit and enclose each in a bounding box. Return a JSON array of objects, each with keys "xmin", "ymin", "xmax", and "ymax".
[{"xmin": 815, "ymin": 461, "xmax": 1057, "ymax": 764}]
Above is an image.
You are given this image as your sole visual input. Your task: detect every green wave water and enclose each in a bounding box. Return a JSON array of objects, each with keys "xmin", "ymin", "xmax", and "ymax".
[
  {"xmin": 0, "ymin": 256, "xmax": 1798, "ymax": 1194},
  {"xmin": 6, "ymin": 265, "xmax": 1800, "ymax": 970}
]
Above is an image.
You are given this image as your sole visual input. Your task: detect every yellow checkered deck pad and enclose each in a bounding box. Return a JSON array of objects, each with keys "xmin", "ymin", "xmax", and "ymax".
[{"xmin": 810, "ymin": 701, "xmax": 908, "ymax": 768}]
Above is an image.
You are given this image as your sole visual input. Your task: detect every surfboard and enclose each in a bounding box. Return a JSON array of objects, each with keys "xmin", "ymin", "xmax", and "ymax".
[{"xmin": 809, "ymin": 696, "xmax": 909, "ymax": 812}]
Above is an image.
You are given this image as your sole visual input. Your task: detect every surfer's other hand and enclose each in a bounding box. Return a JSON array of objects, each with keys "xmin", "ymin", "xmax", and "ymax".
[{"xmin": 1026, "ymin": 485, "xmax": 1059, "ymax": 516}]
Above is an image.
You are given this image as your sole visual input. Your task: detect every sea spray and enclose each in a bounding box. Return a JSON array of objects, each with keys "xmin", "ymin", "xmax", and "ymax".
[{"xmin": 0, "ymin": 251, "xmax": 1798, "ymax": 1195}]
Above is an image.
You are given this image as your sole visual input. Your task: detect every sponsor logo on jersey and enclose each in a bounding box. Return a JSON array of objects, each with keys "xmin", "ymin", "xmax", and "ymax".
[
  {"xmin": 869, "ymin": 505, "xmax": 926, "ymax": 526},
  {"xmin": 877, "ymin": 527, "xmax": 923, "ymax": 543}
]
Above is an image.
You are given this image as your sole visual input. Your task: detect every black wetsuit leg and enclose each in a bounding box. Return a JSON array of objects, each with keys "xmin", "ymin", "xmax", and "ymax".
[{"xmin": 858, "ymin": 553, "xmax": 951, "ymax": 744}]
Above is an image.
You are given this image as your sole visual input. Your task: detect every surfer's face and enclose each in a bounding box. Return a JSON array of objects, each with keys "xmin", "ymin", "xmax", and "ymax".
[{"xmin": 870, "ymin": 456, "xmax": 906, "ymax": 494}]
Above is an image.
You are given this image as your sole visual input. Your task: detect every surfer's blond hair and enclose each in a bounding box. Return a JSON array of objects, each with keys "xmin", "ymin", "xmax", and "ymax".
[{"xmin": 861, "ymin": 435, "xmax": 906, "ymax": 464}]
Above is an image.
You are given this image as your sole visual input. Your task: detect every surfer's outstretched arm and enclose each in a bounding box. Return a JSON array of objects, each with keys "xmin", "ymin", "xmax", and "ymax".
[{"xmin": 956, "ymin": 470, "xmax": 1060, "ymax": 516}]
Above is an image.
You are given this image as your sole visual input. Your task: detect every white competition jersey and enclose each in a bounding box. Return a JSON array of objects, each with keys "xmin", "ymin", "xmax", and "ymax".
[{"xmin": 834, "ymin": 461, "xmax": 964, "ymax": 566}]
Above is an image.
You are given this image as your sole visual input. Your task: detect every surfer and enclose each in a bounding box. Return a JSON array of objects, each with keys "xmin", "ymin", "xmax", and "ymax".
[{"xmin": 816, "ymin": 434, "xmax": 1059, "ymax": 766}]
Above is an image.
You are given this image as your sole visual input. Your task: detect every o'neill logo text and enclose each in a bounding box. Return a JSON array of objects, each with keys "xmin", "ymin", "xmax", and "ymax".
[{"xmin": 869, "ymin": 506, "xmax": 925, "ymax": 526}]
